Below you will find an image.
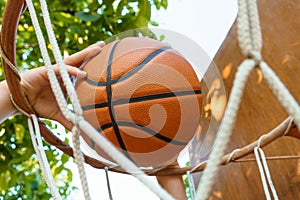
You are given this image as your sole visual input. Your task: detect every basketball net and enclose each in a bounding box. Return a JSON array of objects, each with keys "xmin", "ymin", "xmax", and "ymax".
[
  {"xmin": 195, "ymin": 0, "xmax": 300, "ymax": 200},
  {"xmin": 20, "ymin": 0, "xmax": 300, "ymax": 200}
]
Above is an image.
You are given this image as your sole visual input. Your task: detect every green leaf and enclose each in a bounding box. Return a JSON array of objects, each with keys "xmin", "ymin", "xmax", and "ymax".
[
  {"xmin": 161, "ymin": 0, "xmax": 168, "ymax": 9},
  {"xmin": 75, "ymin": 11, "xmax": 100, "ymax": 22},
  {"xmin": 61, "ymin": 154, "xmax": 69, "ymax": 164},
  {"xmin": 30, "ymin": 180, "xmax": 38, "ymax": 191},
  {"xmin": 135, "ymin": 0, "xmax": 151, "ymax": 27},
  {"xmin": 116, "ymin": 1, "xmax": 125, "ymax": 17},
  {"xmin": 153, "ymin": 0, "xmax": 161, "ymax": 9},
  {"xmin": 51, "ymin": 12, "xmax": 74, "ymax": 24},
  {"xmin": 9, "ymin": 147, "xmax": 33, "ymax": 164},
  {"xmin": 19, "ymin": 31, "xmax": 32, "ymax": 40},
  {"xmin": 150, "ymin": 20, "xmax": 159, "ymax": 26},
  {"xmin": 159, "ymin": 34, "xmax": 166, "ymax": 41},
  {"xmin": 14, "ymin": 123, "xmax": 25, "ymax": 143}
]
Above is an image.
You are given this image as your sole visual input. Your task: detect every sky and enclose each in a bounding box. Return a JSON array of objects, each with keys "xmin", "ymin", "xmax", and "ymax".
[{"xmin": 69, "ymin": 1, "xmax": 237, "ymax": 200}]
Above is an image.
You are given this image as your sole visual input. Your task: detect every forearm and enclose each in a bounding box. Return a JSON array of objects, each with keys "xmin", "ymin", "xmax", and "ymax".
[
  {"xmin": 0, "ymin": 80, "xmax": 18, "ymax": 123},
  {"xmin": 156, "ymin": 162, "xmax": 187, "ymax": 200},
  {"xmin": 157, "ymin": 174, "xmax": 187, "ymax": 200}
]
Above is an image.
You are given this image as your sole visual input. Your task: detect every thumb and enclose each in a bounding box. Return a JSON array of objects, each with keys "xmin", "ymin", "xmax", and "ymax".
[{"xmin": 53, "ymin": 112, "xmax": 74, "ymax": 131}]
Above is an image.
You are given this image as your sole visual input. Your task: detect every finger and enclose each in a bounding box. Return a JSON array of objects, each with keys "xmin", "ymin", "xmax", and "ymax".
[
  {"xmin": 64, "ymin": 41, "xmax": 105, "ymax": 67},
  {"xmin": 87, "ymin": 41, "xmax": 105, "ymax": 49},
  {"xmin": 52, "ymin": 65, "xmax": 87, "ymax": 78},
  {"xmin": 65, "ymin": 65, "xmax": 87, "ymax": 78}
]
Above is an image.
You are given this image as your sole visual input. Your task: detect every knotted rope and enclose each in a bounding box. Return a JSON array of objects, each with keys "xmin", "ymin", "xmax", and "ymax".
[
  {"xmin": 254, "ymin": 136, "xmax": 278, "ymax": 200},
  {"xmin": 25, "ymin": 0, "xmax": 89, "ymax": 198},
  {"xmin": 28, "ymin": 115, "xmax": 62, "ymax": 200},
  {"xmin": 196, "ymin": 0, "xmax": 299, "ymax": 199}
]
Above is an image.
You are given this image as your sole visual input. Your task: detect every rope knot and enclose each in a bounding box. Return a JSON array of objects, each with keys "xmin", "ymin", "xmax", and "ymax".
[
  {"xmin": 247, "ymin": 50, "xmax": 262, "ymax": 65},
  {"xmin": 73, "ymin": 115, "xmax": 84, "ymax": 126}
]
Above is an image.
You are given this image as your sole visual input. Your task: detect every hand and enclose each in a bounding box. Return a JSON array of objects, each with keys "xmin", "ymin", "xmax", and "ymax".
[{"xmin": 20, "ymin": 42, "xmax": 105, "ymax": 129}]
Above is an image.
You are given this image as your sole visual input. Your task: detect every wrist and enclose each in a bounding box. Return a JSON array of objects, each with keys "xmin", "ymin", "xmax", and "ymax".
[{"xmin": 0, "ymin": 80, "xmax": 19, "ymax": 122}]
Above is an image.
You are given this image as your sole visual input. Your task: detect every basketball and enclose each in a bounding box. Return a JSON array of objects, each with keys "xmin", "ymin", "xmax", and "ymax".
[{"xmin": 75, "ymin": 37, "xmax": 202, "ymax": 169}]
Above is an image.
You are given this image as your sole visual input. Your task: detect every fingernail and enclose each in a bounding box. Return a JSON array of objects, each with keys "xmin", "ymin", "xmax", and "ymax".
[
  {"xmin": 92, "ymin": 46, "xmax": 102, "ymax": 54},
  {"xmin": 94, "ymin": 46, "xmax": 102, "ymax": 51},
  {"xmin": 77, "ymin": 70, "xmax": 87, "ymax": 78},
  {"xmin": 96, "ymin": 41, "xmax": 105, "ymax": 46}
]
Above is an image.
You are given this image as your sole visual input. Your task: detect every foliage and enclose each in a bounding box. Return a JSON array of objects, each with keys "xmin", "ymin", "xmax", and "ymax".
[
  {"xmin": 0, "ymin": 0, "xmax": 167, "ymax": 198},
  {"xmin": 183, "ymin": 162, "xmax": 192, "ymax": 200}
]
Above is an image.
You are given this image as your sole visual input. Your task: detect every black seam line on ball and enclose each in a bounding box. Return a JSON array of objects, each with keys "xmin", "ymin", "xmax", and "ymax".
[
  {"xmin": 81, "ymin": 102, "xmax": 108, "ymax": 111},
  {"xmin": 106, "ymin": 41, "xmax": 131, "ymax": 158},
  {"xmin": 115, "ymin": 90, "xmax": 201, "ymax": 105},
  {"xmin": 97, "ymin": 121, "xmax": 188, "ymax": 146},
  {"xmin": 91, "ymin": 140, "xmax": 95, "ymax": 150},
  {"xmin": 81, "ymin": 89, "xmax": 201, "ymax": 111},
  {"xmin": 115, "ymin": 46, "xmax": 171, "ymax": 83},
  {"xmin": 97, "ymin": 122, "xmax": 113, "ymax": 132},
  {"xmin": 84, "ymin": 46, "xmax": 172, "ymax": 86}
]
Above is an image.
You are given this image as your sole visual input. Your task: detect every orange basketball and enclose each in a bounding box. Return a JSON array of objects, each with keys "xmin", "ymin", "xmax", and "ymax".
[{"xmin": 75, "ymin": 37, "xmax": 202, "ymax": 169}]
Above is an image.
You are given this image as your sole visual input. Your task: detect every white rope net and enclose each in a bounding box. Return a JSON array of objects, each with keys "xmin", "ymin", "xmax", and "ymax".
[
  {"xmin": 21, "ymin": 0, "xmax": 300, "ymax": 199},
  {"xmin": 196, "ymin": 0, "xmax": 300, "ymax": 200}
]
